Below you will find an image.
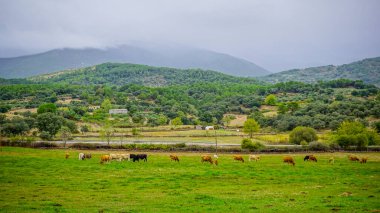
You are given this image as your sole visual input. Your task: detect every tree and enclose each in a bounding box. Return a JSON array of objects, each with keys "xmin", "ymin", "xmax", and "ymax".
[
  {"xmin": 58, "ymin": 126, "xmax": 72, "ymax": 148},
  {"xmin": 158, "ymin": 114, "xmax": 168, "ymax": 126},
  {"xmin": 100, "ymin": 125, "xmax": 114, "ymax": 146},
  {"xmin": 289, "ymin": 126, "xmax": 318, "ymax": 144},
  {"xmin": 334, "ymin": 121, "xmax": 379, "ymax": 149},
  {"xmin": 372, "ymin": 121, "xmax": 380, "ymax": 133},
  {"xmin": 80, "ymin": 125, "xmax": 90, "ymax": 135},
  {"xmin": 0, "ymin": 118, "xmax": 30, "ymax": 136},
  {"xmin": 222, "ymin": 115, "xmax": 235, "ymax": 127},
  {"xmin": 287, "ymin": 102, "xmax": 300, "ymax": 114},
  {"xmin": 36, "ymin": 113, "xmax": 63, "ymax": 140},
  {"xmin": 265, "ymin": 94, "xmax": 277, "ymax": 106},
  {"xmin": 101, "ymin": 99, "xmax": 112, "ymax": 113},
  {"xmin": 0, "ymin": 105, "xmax": 11, "ymax": 113},
  {"xmin": 64, "ymin": 119, "xmax": 79, "ymax": 133},
  {"xmin": 243, "ymin": 118, "xmax": 260, "ymax": 138},
  {"xmin": 37, "ymin": 103, "xmax": 57, "ymax": 114},
  {"xmin": 277, "ymin": 103, "xmax": 288, "ymax": 114},
  {"xmin": 171, "ymin": 117, "xmax": 183, "ymax": 127}
]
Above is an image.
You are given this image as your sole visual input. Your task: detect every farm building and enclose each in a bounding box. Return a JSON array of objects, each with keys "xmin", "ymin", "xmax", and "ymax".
[
  {"xmin": 109, "ymin": 109, "xmax": 129, "ymax": 114},
  {"xmin": 205, "ymin": 126, "xmax": 214, "ymax": 130},
  {"xmin": 195, "ymin": 125, "xmax": 203, "ymax": 130},
  {"xmin": 88, "ymin": 106, "xmax": 100, "ymax": 110}
]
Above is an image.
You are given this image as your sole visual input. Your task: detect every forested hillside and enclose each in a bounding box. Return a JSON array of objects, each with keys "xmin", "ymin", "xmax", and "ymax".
[
  {"xmin": 0, "ymin": 45, "xmax": 269, "ymax": 78},
  {"xmin": 28, "ymin": 63, "xmax": 261, "ymax": 86},
  {"xmin": 1, "ymin": 78, "xmax": 378, "ymax": 133},
  {"xmin": 260, "ymin": 57, "xmax": 380, "ymax": 87}
]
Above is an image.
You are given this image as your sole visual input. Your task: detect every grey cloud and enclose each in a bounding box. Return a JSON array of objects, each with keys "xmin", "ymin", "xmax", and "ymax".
[{"xmin": 0, "ymin": 0, "xmax": 379, "ymax": 71}]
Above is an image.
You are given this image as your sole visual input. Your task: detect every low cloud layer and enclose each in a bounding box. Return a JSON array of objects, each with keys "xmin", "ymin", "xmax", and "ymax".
[{"xmin": 1, "ymin": 0, "xmax": 379, "ymax": 71}]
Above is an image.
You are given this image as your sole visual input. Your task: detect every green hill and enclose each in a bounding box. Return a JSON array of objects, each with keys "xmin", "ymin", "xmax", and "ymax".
[
  {"xmin": 28, "ymin": 62, "xmax": 261, "ymax": 86},
  {"xmin": 260, "ymin": 57, "xmax": 380, "ymax": 87},
  {"xmin": 0, "ymin": 45, "xmax": 269, "ymax": 78}
]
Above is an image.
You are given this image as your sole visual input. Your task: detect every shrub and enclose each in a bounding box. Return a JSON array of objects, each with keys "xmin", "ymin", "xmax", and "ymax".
[
  {"xmin": 251, "ymin": 141, "xmax": 265, "ymax": 151},
  {"xmin": 241, "ymin": 138, "xmax": 264, "ymax": 151},
  {"xmin": 241, "ymin": 138, "xmax": 254, "ymax": 150},
  {"xmin": 289, "ymin": 126, "xmax": 318, "ymax": 144},
  {"xmin": 308, "ymin": 141, "xmax": 329, "ymax": 151},
  {"xmin": 39, "ymin": 131, "xmax": 52, "ymax": 140},
  {"xmin": 173, "ymin": 143, "xmax": 186, "ymax": 148},
  {"xmin": 37, "ymin": 103, "xmax": 57, "ymax": 114}
]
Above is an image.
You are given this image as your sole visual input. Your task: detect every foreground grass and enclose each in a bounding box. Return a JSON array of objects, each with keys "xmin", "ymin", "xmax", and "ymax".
[{"xmin": 0, "ymin": 147, "xmax": 379, "ymax": 212}]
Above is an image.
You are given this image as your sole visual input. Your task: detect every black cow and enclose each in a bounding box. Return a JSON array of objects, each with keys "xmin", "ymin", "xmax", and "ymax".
[
  {"xmin": 304, "ymin": 155, "xmax": 313, "ymax": 161},
  {"xmin": 130, "ymin": 154, "xmax": 148, "ymax": 162}
]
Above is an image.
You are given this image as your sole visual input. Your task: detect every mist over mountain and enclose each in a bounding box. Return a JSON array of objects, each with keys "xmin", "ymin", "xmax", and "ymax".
[
  {"xmin": 260, "ymin": 57, "xmax": 380, "ymax": 87},
  {"xmin": 0, "ymin": 44, "xmax": 269, "ymax": 78}
]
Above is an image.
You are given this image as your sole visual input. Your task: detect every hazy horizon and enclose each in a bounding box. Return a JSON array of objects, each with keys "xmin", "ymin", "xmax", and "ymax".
[{"xmin": 1, "ymin": 0, "xmax": 380, "ymax": 72}]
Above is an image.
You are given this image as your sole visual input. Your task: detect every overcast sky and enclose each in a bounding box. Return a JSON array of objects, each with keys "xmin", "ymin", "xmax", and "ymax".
[{"xmin": 0, "ymin": 0, "xmax": 379, "ymax": 72}]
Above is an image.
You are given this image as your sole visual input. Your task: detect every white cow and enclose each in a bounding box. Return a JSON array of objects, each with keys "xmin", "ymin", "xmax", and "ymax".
[
  {"xmin": 78, "ymin": 153, "xmax": 85, "ymax": 160},
  {"xmin": 109, "ymin": 153, "xmax": 130, "ymax": 161},
  {"xmin": 249, "ymin": 155, "xmax": 260, "ymax": 162}
]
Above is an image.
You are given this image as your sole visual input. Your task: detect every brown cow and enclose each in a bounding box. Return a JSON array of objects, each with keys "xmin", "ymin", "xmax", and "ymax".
[
  {"xmin": 84, "ymin": 153, "xmax": 92, "ymax": 159},
  {"xmin": 348, "ymin": 155, "xmax": 360, "ymax": 162},
  {"xmin": 170, "ymin": 154, "xmax": 180, "ymax": 162},
  {"xmin": 234, "ymin": 155, "xmax": 244, "ymax": 163},
  {"xmin": 65, "ymin": 153, "xmax": 70, "ymax": 159},
  {"xmin": 214, "ymin": 159, "xmax": 218, "ymax": 166},
  {"xmin": 360, "ymin": 157, "xmax": 368, "ymax": 164},
  {"xmin": 283, "ymin": 156, "xmax": 295, "ymax": 166},
  {"xmin": 201, "ymin": 155, "xmax": 213, "ymax": 164},
  {"xmin": 100, "ymin": 155, "xmax": 110, "ymax": 164},
  {"xmin": 309, "ymin": 156, "xmax": 317, "ymax": 162}
]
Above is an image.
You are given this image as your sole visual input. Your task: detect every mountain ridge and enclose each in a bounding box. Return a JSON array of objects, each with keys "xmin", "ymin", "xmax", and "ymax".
[
  {"xmin": 0, "ymin": 45, "xmax": 269, "ymax": 78},
  {"xmin": 27, "ymin": 62, "xmax": 261, "ymax": 87},
  {"xmin": 259, "ymin": 57, "xmax": 380, "ymax": 86}
]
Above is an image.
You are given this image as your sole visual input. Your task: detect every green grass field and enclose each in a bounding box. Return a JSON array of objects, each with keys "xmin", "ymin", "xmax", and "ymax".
[{"xmin": 1, "ymin": 147, "xmax": 379, "ymax": 212}]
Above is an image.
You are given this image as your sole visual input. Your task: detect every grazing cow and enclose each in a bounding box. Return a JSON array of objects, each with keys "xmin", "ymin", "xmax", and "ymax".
[
  {"xmin": 249, "ymin": 155, "xmax": 260, "ymax": 162},
  {"xmin": 78, "ymin": 153, "xmax": 85, "ymax": 160},
  {"xmin": 137, "ymin": 154, "xmax": 147, "ymax": 162},
  {"xmin": 130, "ymin": 154, "xmax": 148, "ymax": 162},
  {"xmin": 309, "ymin": 156, "xmax": 317, "ymax": 162},
  {"xmin": 283, "ymin": 156, "xmax": 295, "ymax": 166},
  {"xmin": 84, "ymin": 153, "xmax": 92, "ymax": 159},
  {"xmin": 109, "ymin": 154, "xmax": 123, "ymax": 161},
  {"xmin": 360, "ymin": 157, "xmax": 368, "ymax": 164},
  {"xmin": 65, "ymin": 153, "xmax": 70, "ymax": 159},
  {"xmin": 201, "ymin": 155, "xmax": 213, "ymax": 164},
  {"xmin": 214, "ymin": 159, "xmax": 218, "ymax": 166},
  {"xmin": 100, "ymin": 155, "xmax": 110, "ymax": 164},
  {"xmin": 329, "ymin": 157, "xmax": 335, "ymax": 164},
  {"xmin": 304, "ymin": 155, "xmax": 314, "ymax": 161},
  {"xmin": 348, "ymin": 155, "xmax": 360, "ymax": 162},
  {"xmin": 213, "ymin": 154, "xmax": 219, "ymax": 159},
  {"xmin": 109, "ymin": 154, "xmax": 130, "ymax": 161},
  {"xmin": 120, "ymin": 154, "xmax": 130, "ymax": 161},
  {"xmin": 233, "ymin": 155, "xmax": 244, "ymax": 163},
  {"xmin": 170, "ymin": 154, "xmax": 180, "ymax": 162}
]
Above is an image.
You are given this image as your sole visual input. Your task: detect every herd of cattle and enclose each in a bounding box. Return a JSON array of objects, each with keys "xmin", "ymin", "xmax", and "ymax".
[{"xmin": 64, "ymin": 152, "xmax": 369, "ymax": 165}]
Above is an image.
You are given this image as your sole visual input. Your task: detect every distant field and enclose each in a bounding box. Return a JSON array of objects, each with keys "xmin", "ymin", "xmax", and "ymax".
[
  {"xmin": 1, "ymin": 147, "xmax": 379, "ymax": 212},
  {"xmin": 72, "ymin": 136, "xmax": 245, "ymax": 144}
]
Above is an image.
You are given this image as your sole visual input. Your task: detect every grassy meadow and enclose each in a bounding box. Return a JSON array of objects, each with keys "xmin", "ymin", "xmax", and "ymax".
[{"xmin": 0, "ymin": 147, "xmax": 379, "ymax": 212}]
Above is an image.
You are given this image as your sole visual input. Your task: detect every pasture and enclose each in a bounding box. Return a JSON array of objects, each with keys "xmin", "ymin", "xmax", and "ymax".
[{"xmin": 0, "ymin": 147, "xmax": 379, "ymax": 212}]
